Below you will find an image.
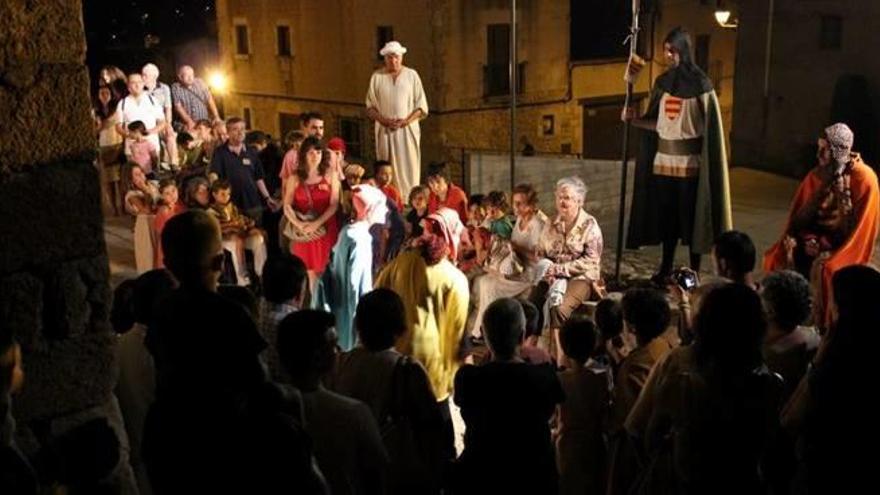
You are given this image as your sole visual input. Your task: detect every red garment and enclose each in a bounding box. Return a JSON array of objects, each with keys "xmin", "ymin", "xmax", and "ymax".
[
  {"xmin": 380, "ymin": 184, "xmax": 404, "ymax": 212},
  {"xmin": 153, "ymin": 202, "xmax": 185, "ymax": 268},
  {"xmin": 291, "ymin": 178, "xmax": 339, "ymax": 272},
  {"xmin": 428, "ymin": 184, "xmax": 468, "ymax": 224},
  {"xmin": 764, "ymin": 156, "xmax": 880, "ymax": 326}
]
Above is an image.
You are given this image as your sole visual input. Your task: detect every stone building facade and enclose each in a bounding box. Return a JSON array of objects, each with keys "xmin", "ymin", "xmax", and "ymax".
[
  {"xmin": 215, "ymin": 0, "xmax": 736, "ymax": 172},
  {"xmin": 1, "ymin": 1, "xmax": 135, "ymax": 491},
  {"xmin": 733, "ymin": 0, "xmax": 880, "ymax": 176}
]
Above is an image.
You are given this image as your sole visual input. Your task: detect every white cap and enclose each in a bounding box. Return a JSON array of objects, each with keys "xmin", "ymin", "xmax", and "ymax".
[{"xmin": 379, "ymin": 41, "xmax": 407, "ymax": 57}]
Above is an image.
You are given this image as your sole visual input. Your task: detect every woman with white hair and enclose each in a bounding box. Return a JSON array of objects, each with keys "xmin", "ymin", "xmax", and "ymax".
[{"xmin": 530, "ymin": 176, "xmax": 604, "ymax": 364}]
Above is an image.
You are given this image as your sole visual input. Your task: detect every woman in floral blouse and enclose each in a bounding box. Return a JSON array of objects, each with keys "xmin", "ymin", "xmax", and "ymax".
[{"xmin": 530, "ymin": 176, "xmax": 604, "ymax": 364}]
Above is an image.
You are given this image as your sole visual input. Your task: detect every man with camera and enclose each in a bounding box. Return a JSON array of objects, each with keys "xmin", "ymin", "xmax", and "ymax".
[{"xmin": 672, "ymin": 230, "xmax": 758, "ymax": 344}]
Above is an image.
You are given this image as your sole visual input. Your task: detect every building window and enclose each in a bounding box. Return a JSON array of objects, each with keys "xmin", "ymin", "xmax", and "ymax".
[
  {"xmin": 570, "ymin": 0, "xmax": 649, "ymax": 61},
  {"xmin": 235, "ymin": 23, "xmax": 250, "ymax": 56},
  {"xmin": 819, "ymin": 15, "xmax": 842, "ymax": 50},
  {"xmin": 243, "ymin": 108, "xmax": 252, "ymax": 129},
  {"xmin": 484, "ymin": 24, "xmax": 524, "ymax": 97},
  {"xmin": 340, "ymin": 118, "xmax": 363, "ymax": 159},
  {"xmin": 377, "ymin": 26, "xmax": 394, "ymax": 61},
  {"xmin": 277, "ymin": 25, "xmax": 292, "ymax": 57}
]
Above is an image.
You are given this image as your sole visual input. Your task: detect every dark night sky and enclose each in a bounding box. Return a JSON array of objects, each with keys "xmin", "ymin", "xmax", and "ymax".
[{"xmin": 82, "ymin": 0, "xmax": 218, "ymax": 89}]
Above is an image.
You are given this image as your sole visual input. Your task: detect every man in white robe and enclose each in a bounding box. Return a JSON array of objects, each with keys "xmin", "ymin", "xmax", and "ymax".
[{"xmin": 366, "ymin": 41, "xmax": 429, "ymax": 199}]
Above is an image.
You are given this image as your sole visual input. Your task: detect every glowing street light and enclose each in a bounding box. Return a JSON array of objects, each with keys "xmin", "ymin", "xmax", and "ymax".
[
  {"xmin": 715, "ymin": 10, "xmax": 738, "ymax": 29},
  {"xmin": 208, "ymin": 71, "xmax": 228, "ymax": 93}
]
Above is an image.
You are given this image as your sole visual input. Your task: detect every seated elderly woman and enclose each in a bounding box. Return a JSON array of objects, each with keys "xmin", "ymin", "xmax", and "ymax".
[
  {"xmin": 468, "ymin": 183, "xmax": 550, "ymax": 338},
  {"xmin": 529, "ymin": 176, "xmax": 604, "ymax": 364}
]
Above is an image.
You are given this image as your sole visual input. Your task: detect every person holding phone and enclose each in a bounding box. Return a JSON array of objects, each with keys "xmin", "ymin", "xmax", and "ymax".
[{"xmin": 672, "ymin": 230, "xmax": 758, "ymax": 344}]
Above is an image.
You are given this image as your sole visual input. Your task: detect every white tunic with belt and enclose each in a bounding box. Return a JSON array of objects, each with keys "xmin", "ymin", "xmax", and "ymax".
[{"xmin": 365, "ymin": 66, "xmax": 429, "ymax": 198}]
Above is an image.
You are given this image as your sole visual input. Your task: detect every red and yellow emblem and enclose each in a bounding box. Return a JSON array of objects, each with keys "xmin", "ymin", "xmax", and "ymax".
[{"xmin": 664, "ymin": 96, "xmax": 683, "ymax": 121}]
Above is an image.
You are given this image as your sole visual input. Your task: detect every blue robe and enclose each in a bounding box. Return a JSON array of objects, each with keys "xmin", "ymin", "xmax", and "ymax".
[{"xmin": 315, "ymin": 222, "xmax": 375, "ymax": 351}]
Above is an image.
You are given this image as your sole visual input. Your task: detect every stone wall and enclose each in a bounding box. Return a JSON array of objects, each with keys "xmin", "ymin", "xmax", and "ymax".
[
  {"xmin": 0, "ymin": 1, "xmax": 134, "ymax": 491},
  {"xmin": 464, "ymin": 153, "xmax": 635, "ymax": 254}
]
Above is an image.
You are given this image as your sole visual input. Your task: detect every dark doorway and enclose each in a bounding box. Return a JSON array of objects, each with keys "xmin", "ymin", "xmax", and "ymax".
[{"xmin": 582, "ymin": 98, "xmax": 643, "ymax": 160}]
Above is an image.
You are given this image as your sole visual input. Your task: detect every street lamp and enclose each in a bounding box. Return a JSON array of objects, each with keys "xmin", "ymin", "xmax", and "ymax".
[
  {"xmin": 208, "ymin": 71, "xmax": 228, "ymax": 93},
  {"xmin": 715, "ymin": 10, "xmax": 738, "ymax": 28}
]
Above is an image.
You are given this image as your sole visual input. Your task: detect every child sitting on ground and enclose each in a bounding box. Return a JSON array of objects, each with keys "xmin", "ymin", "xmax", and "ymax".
[
  {"xmin": 208, "ymin": 179, "xmax": 267, "ymax": 286},
  {"xmin": 176, "ymin": 131, "xmax": 203, "ymax": 170},
  {"xmin": 153, "ymin": 179, "xmax": 185, "ymax": 268},
  {"xmin": 405, "ymin": 185, "xmax": 430, "ymax": 240},
  {"xmin": 472, "ymin": 191, "xmax": 517, "ymax": 276},
  {"xmin": 467, "ymin": 194, "xmax": 487, "ymax": 229},
  {"xmin": 373, "ymin": 160, "xmax": 404, "ymax": 212},
  {"xmin": 457, "ymin": 194, "xmax": 486, "ymax": 272}
]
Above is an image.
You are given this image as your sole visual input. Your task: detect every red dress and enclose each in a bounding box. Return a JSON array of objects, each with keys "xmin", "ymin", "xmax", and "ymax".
[{"xmin": 291, "ymin": 178, "xmax": 339, "ymax": 272}]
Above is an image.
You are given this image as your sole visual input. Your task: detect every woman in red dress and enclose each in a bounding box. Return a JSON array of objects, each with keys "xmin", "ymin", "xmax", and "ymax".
[{"xmin": 283, "ymin": 136, "xmax": 341, "ymax": 289}]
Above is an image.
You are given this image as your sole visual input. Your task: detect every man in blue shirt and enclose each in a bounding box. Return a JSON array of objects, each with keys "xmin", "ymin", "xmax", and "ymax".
[{"xmin": 210, "ymin": 117, "xmax": 280, "ymax": 225}]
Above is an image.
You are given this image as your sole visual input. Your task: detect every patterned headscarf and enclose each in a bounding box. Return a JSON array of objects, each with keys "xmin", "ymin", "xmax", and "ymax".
[
  {"xmin": 425, "ymin": 207, "xmax": 466, "ymax": 260},
  {"xmin": 352, "ymin": 184, "xmax": 388, "ymax": 226},
  {"xmin": 824, "ymin": 123, "xmax": 854, "ymax": 166}
]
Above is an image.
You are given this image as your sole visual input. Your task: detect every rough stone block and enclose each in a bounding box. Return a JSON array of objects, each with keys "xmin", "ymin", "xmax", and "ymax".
[
  {"xmin": 0, "ymin": 272, "xmax": 43, "ymax": 350},
  {"xmin": 42, "ymin": 260, "xmax": 90, "ymax": 341},
  {"xmin": 13, "ymin": 331, "xmax": 117, "ymax": 422},
  {"xmin": 79, "ymin": 254, "xmax": 113, "ymax": 336},
  {"xmin": 0, "ymin": 0, "xmax": 86, "ymax": 67},
  {"xmin": 15, "ymin": 396, "xmax": 139, "ymax": 494},
  {"xmin": 0, "ymin": 64, "xmax": 95, "ymax": 171},
  {"xmin": 0, "ymin": 161, "xmax": 105, "ymax": 275}
]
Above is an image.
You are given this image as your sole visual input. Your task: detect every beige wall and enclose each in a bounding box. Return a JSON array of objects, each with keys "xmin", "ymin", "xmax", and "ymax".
[
  {"xmin": 653, "ymin": 0, "xmax": 738, "ymax": 136},
  {"xmin": 216, "ymin": 0, "xmax": 737, "ymax": 179}
]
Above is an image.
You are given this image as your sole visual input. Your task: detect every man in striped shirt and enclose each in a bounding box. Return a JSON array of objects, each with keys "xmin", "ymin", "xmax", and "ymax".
[{"xmin": 171, "ymin": 65, "xmax": 221, "ymax": 133}]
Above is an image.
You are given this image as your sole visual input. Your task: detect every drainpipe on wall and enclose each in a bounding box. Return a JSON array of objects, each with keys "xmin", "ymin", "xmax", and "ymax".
[
  {"xmin": 760, "ymin": 0, "xmax": 775, "ymax": 166},
  {"xmin": 510, "ymin": 0, "xmax": 518, "ymax": 189}
]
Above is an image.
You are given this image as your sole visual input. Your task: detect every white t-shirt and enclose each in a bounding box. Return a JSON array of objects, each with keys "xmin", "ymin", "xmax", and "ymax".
[{"xmin": 115, "ymin": 93, "xmax": 165, "ymax": 150}]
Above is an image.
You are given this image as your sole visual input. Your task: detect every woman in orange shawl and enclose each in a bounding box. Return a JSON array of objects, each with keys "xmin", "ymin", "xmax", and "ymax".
[{"xmin": 764, "ymin": 123, "xmax": 879, "ymax": 328}]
